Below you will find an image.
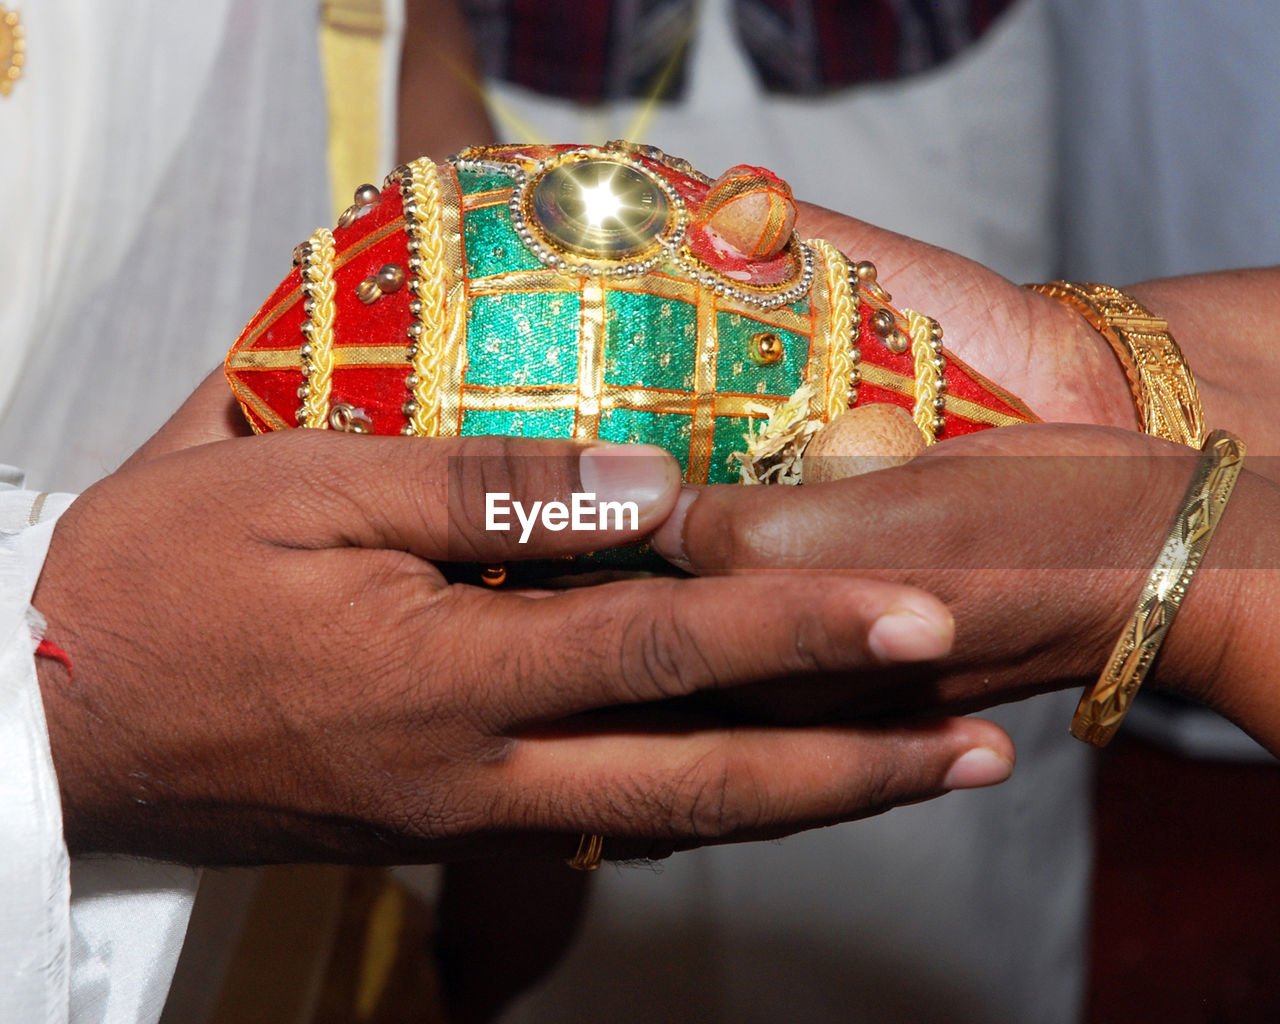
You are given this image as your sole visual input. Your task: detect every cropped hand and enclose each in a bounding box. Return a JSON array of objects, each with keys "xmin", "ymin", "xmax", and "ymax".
[
  {"xmin": 799, "ymin": 202, "xmax": 1137, "ymax": 430},
  {"xmin": 33, "ymin": 411, "xmax": 1015, "ymax": 866},
  {"xmin": 654, "ymin": 422, "xmax": 1280, "ymax": 755}
]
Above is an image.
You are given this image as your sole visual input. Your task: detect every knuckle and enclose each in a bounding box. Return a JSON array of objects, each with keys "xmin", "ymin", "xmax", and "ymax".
[
  {"xmin": 689, "ymin": 491, "xmax": 800, "ymax": 571},
  {"xmin": 617, "ymin": 589, "xmax": 719, "ymax": 700},
  {"xmin": 693, "ymin": 494, "xmax": 761, "ymax": 568},
  {"xmin": 850, "ymin": 752, "xmax": 918, "ymax": 819},
  {"xmin": 447, "ymin": 435, "xmax": 575, "ymax": 558},
  {"xmin": 781, "ymin": 602, "xmax": 848, "ymax": 675},
  {"xmin": 446, "ymin": 442, "xmax": 521, "ymax": 557},
  {"xmin": 672, "ymin": 747, "xmax": 764, "ymax": 840}
]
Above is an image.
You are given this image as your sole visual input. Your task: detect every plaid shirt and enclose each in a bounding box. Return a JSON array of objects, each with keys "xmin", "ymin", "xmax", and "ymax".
[{"xmin": 460, "ymin": 0, "xmax": 1016, "ymax": 102}]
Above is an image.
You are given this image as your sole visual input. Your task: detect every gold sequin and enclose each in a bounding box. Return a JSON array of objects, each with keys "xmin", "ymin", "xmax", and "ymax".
[{"xmin": 748, "ymin": 331, "xmax": 785, "ymax": 366}]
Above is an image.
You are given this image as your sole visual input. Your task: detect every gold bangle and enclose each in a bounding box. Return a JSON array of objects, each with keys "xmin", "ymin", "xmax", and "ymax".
[
  {"xmin": 1071, "ymin": 429, "xmax": 1245, "ymax": 747},
  {"xmin": 1025, "ymin": 281, "xmax": 1206, "ymax": 448},
  {"xmin": 567, "ymin": 833, "xmax": 604, "ymax": 871}
]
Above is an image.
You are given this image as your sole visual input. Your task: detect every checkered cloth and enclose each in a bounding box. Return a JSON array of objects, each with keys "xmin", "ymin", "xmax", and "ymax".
[{"xmin": 459, "ymin": 0, "xmax": 1016, "ymax": 102}]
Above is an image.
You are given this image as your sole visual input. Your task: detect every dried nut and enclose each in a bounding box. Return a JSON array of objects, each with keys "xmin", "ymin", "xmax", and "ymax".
[{"xmin": 802, "ymin": 404, "xmax": 926, "ymax": 483}]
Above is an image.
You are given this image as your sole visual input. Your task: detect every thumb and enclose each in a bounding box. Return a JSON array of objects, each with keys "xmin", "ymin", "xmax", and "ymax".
[{"xmin": 180, "ymin": 430, "xmax": 684, "ymax": 563}]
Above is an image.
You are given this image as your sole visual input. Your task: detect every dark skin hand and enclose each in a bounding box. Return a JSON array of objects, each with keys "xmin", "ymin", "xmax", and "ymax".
[
  {"xmin": 638, "ymin": 206, "xmax": 1280, "ymax": 751},
  {"xmin": 31, "ymin": 373, "xmax": 1015, "ymax": 867},
  {"xmin": 798, "ymin": 204, "xmax": 1280, "ymax": 468},
  {"xmin": 653, "ymin": 424, "xmax": 1268, "ymax": 728}
]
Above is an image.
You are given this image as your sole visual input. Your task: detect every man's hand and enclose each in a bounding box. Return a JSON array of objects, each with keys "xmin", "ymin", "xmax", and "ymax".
[{"xmin": 33, "ymin": 422, "xmax": 1015, "ymax": 866}]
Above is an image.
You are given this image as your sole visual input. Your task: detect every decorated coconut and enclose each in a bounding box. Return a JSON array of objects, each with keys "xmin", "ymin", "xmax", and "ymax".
[{"xmin": 226, "ymin": 142, "xmax": 1035, "ymax": 493}]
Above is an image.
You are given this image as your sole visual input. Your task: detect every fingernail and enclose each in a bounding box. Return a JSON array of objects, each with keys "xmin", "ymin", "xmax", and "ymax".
[
  {"xmin": 578, "ymin": 444, "xmax": 681, "ymax": 518},
  {"xmin": 650, "ymin": 486, "xmax": 698, "ymax": 570},
  {"xmin": 866, "ymin": 604, "xmax": 953, "ymax": 663},
  {"xmin": 943, "ymin": 748, "xmax": 1014, "ymax": 790}
]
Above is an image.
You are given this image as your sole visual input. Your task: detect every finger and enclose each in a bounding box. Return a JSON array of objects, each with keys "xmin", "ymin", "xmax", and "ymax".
[
  {"xmin": 447, "ymin": 574, "xmax": 955, "ymax": 722},
  {"xmin": 498, "ymin": 717, "xmax": 1015, "ymax": 844},
  {"xmin": 652, "ymin": 423, "xmax": 1188, "ymax": 576},
  {"xmin": 138, "ymin": 430, "xmax": 683, "ymax": 562},
  {"xmin": 125, "ymin": 367, "xmax": 253, "ymax": 468}
]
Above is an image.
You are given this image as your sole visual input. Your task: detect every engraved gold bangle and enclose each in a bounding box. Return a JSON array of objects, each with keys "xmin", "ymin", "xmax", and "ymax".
[
  {"xmin": 1071, "ymin": 429, "xmax": 1245, "ymax": 747},
  {"xmin": 1025, "ymin": 281, "xmax": 1206, "ymax": 448},
  {"xmin": 567, "ymin": 832, "xmax": 604, "ymax": 871}
]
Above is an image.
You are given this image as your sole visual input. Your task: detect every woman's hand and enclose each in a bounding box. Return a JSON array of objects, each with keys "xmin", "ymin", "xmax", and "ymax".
[
  {"xmin": 653, "ymin": 422, "xmax": 1280, "ymax": 755},
  {"xmin": 798, "ymin": 202, "xmax": 1138, "ymax": 430}
]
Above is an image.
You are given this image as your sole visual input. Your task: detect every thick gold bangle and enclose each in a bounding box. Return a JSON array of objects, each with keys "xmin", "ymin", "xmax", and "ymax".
[
  {"xmin": 1071, "ymin": 430, "xmax": 1245, "ymax": 746},
  {"xmin": 1025, "ymin": 281, "xmax": 1206, "ymax": 448}
]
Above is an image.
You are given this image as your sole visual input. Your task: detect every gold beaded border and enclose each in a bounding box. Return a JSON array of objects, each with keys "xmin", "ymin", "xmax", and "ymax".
[
  {"xmin": 298, "ymin": 228, "xmax": 339, "ymax": 429},
  {"xmin": 398, "ymin": 158, "xmax": 450, "ymax": 437},
  {"xmin": 676, "ymin": 236, "xmax": 815, "ymax": 312},
  {"xmin": 904, "ymin": 308, "xmax": 946, "ymax": 445},
  {"xmin": 808, "ymin": 239, "xmax": 860, "ymax": 420}
]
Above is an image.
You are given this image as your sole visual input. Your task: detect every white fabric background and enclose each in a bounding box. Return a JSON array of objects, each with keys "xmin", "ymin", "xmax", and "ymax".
[{"xmin": 0, "ymin": 0, "xmax": 331, "ymax": 495}]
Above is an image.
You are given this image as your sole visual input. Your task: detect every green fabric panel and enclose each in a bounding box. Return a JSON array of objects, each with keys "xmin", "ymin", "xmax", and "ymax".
[
  {"xmin": 463, "ymin": 204, "xmax": 545, "ymax": 278},
  {"xmin": 597, "ymin": 406, "xmax": 693, "ymax": 449},
  {"xmin": 603, "ymin": 289, "xmax": 699, "ymax": 392},
  {"xmin": 456, "ymin": 170, "xmax": 517, "ymax": 194},
  {"xmin": 459, "ymin": 407, "xmax": 576, "ymax": 437},
  {"xmin": 715, "ymin": 310, "xmax": 808, "ymax": 397},
  {"xmin": 598, "ymin": 406, "xmax": 693, "ymax": 469},
  {"xmin": 466, "ymin": 291, "xmax": 581, "ymax": 386},
  {"xmin": 709, "ymin": 414, "xmax": 757, "ymax": 485}
]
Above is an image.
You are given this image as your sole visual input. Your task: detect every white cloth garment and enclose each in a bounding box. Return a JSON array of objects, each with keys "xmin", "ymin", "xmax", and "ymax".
[
  {"xmin": 1, "ymin": 476, "xmax": 75, "ymax": 1024},
  {"xmin": 489, "ymin": 2, "xmax": 1097, "ymax": 1023},
  {"xmin": 1, "ymin": 2, "xmax": 338, "ymax": 1020},
  {"xmin": 1049, "ymin": 0, "xmax": 1280, "ymax": 284}
]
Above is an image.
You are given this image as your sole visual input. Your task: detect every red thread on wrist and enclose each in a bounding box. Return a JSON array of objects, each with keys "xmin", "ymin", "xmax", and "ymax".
[{"xmin": 35, "ymin": 638, "xmax": 74, "ymax": 680}]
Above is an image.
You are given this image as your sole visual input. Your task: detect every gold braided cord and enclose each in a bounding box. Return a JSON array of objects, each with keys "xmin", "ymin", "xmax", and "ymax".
[
  {"xmin": 300, "ymin": 227, "xmax": 338, "ymax": 429},
  {"xmin": 404, "ymin": 159, "xmax": 450, "ymax": 437},
  {"xmin": 808, "ymin": 239, "xmax": 858, "ymax": 422},
  {"xmin": 904, "ymin": 307, "xmax": 942, "ymax": 445}
]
